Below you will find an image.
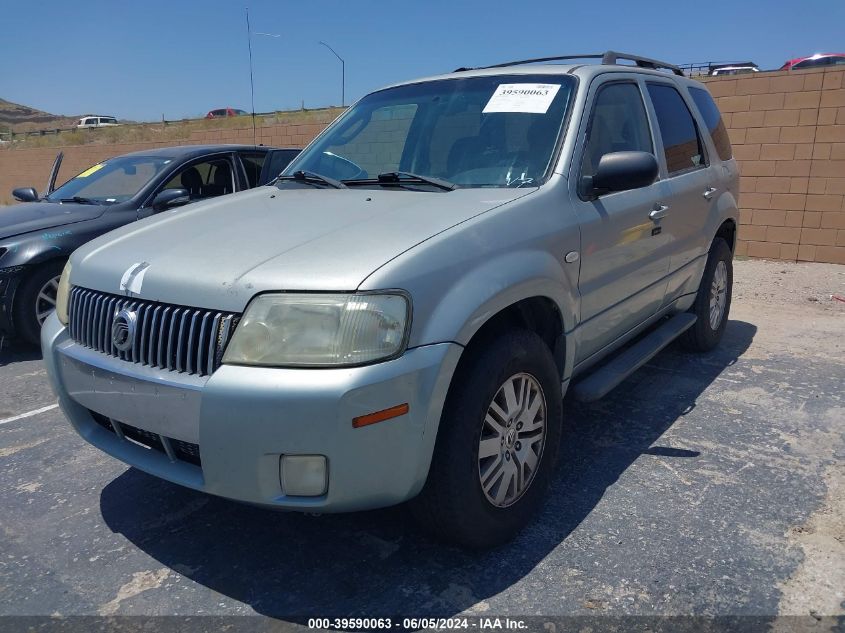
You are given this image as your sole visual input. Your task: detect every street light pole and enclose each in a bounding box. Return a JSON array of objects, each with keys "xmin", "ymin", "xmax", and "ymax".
[{"xmin": 319, "ymin": 41, "xmax": 345, "ymax": 107}]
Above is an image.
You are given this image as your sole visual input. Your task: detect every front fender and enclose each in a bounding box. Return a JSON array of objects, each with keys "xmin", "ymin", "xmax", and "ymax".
[
  {"xmin": 0, "ymin": 209, "xmax": 138, "ymax": 272},
  {"xmin": 418, "ymin": 248, "xmax": 578, "ymax": 348},
  {"xmin": 357, "ymin": 181, "xmax": 582, "ymax": 380},
  {"xmin": 1, "ymin": 223, "xmax": 94, "ymax": 269},
  {"xmin": 1, "ymin": 237, "xmax": 69, "ymax": 269}
]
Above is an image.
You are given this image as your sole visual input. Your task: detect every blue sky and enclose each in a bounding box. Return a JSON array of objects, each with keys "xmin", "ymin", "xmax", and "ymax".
[{"xmin": 2, "ymin": 0, "xmax": 843, "ymax": 122}]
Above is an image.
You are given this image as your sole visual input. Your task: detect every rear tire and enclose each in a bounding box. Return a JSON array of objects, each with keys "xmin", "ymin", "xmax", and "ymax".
[
  {"xmin": 411, "ymin": 329, "xmax": 562, "ymax": 548},
  {"xmin": 13, "ymin": 260, "xmax": 65, "ymax": 346},
  {"xmin": 680, "ymin": 238, "xmax": 732, "ymax": 352}
]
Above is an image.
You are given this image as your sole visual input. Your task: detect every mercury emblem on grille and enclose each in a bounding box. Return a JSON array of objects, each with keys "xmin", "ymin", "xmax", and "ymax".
[{"xmin": 111, "ymin": 308, "xmax": 138, "ymax": 352}]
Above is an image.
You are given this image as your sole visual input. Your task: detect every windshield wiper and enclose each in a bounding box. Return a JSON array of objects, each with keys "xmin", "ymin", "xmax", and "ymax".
[
  {"xmin": 375, "ymin": 172, "xmax": 457, "ymax": 191},
  {"xmin": 276, "ymin": 170, "xmax": 347, "ymax": 189},
  {"xmin": 59, "ymin": 196, "xmax": 100, "ymax": 205}
]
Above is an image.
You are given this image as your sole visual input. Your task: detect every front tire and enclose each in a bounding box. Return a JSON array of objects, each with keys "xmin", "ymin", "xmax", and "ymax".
[
  {"xmin": 412, "ymin": 329, "xmax": 562, "ymax": 548},
  {"xmin": 681, "ymin": 238, "xmax": 733, "ymax": 352},
  {"xmin": 13, "ymin": 260, "xmax": 65, "ymax": 346}
]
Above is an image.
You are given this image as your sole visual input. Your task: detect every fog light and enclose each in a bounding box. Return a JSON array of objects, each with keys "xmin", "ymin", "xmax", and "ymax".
[{"xmin": 281, "ymin": 455, "xmax": 327, "ymax": 497}]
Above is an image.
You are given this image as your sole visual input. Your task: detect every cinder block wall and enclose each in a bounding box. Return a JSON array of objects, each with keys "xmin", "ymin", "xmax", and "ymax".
[
  {"xmin": 2, "ymin": 67, "xmax": 844, "ymax": 263},
  {"xmin": 701, "ymin": 67, "xmax": 845, "ymax": 264}
]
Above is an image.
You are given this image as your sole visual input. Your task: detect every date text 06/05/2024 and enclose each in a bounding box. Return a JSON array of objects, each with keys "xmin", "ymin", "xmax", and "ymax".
[{"xmin": 306, "ymin": 617, "xmax": 528, "ymax": 630}]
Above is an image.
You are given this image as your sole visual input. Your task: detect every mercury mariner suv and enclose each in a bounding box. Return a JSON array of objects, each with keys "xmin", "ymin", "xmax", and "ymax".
[{"xmin": 43, "ymin": 52, "xmax": 739, "ymax": 548}]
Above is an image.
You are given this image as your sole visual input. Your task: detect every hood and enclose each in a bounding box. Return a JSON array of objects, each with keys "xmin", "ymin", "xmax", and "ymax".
[
  {"xmin": 0, "ymin": 201, "xmax": 107, "ymax": 240},
  {"xmin": 71, "ymin": 186, "xmax": 533, "ymax": 313}
]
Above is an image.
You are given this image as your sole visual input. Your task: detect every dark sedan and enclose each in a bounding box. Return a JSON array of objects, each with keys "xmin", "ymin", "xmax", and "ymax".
[{"xmin": 0, "ymin": 144, "xmax": 299, "ymax": 345}]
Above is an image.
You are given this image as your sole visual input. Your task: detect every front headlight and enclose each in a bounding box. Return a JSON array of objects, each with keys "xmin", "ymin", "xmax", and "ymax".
[
  {"xmin": 222, "ymin": 292, "xmax": 410, "ymax": 367},
  {"xmin": 55, "ymin": 261, "xmax": 72, "ymax": 325}
]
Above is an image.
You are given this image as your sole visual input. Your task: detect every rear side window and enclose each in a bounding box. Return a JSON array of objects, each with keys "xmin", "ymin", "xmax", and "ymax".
[
  {"xmin": 239, "ymin": 151, "xmax": 267, "ymax": 188},
  {"xmin": 581, "ymin": 82, "xmax": 653, "ymax": 178},
  {"xmin": 647, "ymin": 83, "xmax": 706, "ymax": 175},
  {"xmin": 689, "ymin": 87, "xmax": 732, "ymax": 161}
]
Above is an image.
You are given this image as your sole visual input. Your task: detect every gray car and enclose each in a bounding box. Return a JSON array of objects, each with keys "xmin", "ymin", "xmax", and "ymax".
[{"xmin": 42, "ymin": 52, "xmax": 739, "ymax": 548}]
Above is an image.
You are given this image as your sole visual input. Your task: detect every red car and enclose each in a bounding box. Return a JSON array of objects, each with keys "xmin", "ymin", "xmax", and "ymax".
[
  {"xmin": 780, "ymin": 53, "xmax": 845, "ymax": 70},
  {"xmin": 205, "ymin": 108, "xmax": 249, "ymax": 119}
]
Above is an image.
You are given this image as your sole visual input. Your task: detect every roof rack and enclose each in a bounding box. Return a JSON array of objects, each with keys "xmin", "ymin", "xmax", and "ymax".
[{"xmin": 454, "ymin": 51, "xmax": 684, "ymax": 76}]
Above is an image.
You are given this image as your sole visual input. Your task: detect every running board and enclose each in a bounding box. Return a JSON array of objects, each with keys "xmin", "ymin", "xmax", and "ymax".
[{"xmin": 572, "ymin": 313, "xmax": 697, "ymax": 402}]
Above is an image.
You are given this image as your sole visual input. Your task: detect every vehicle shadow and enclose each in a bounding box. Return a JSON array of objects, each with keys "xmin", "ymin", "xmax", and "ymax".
[
  {"xmin": 99, "ymin": 320, "xmax": 756, "ymax": 619},
  {"xmin": 0, "ymin": 339, "xmax": 41, "ymax": 367}
]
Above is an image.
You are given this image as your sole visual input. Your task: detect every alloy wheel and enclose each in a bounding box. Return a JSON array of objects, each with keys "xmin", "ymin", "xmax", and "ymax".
[
  {"xmin": 709, "ymin": 260, "xmax": 728, "ymax": 330},
  {"xmin": 478, "ymin": 372, "xmax": 547, "ymax": 508},
  {"xmin": 35, "ymin": 275, "xmax": 61, "ymax": 325}
]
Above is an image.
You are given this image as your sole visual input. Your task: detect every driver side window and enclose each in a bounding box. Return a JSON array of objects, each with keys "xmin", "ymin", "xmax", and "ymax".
[
  {"xmin": 581, "ymin": 82, "xmax": 653, "ymax": 179},
  {"xmin": 161, "ymin": 158, "xmax": 235, "ymax": 202}
]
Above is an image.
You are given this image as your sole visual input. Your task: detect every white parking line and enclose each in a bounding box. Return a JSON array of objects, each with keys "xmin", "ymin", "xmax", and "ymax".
[{"xmin": 0, "ymin": 404, "xmax": 59, "ymax": 426}]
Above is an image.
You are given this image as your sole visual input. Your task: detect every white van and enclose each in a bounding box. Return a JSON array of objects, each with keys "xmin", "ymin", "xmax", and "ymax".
[{"xmin": 77, "ymin": 116, "xmax": 119, "ymax": 129}]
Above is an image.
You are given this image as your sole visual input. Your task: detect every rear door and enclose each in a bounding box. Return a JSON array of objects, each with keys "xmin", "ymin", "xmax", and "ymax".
[
  {"xmin": 643, "ymin": 81, "xmax": 719, "ymax": 303},
  {"xmin": 569, "ymin": 76, "xmax": 673, "ymax": 364}
]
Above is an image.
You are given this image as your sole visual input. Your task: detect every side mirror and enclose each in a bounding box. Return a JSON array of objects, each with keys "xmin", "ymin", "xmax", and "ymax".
[
  {"xmin": 581, "ymin": 151, "xmax": 658, "ymax": 200},
  {"xmin": 12, "ymin": 187, "xmax": 39, "ymax": 202},
  {"xmin": 152, "ymin": 188, "xmax": 190, "ymax": 211}
]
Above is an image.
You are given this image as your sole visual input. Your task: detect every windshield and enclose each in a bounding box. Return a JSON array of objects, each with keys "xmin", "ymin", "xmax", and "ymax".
[
  {"xmin": 284, "ymin": 74, "xmax": 575, "ymax": 188},
  {"xmin": 47, "ymin": 155, "xmax": 173, "ymax": 204}
]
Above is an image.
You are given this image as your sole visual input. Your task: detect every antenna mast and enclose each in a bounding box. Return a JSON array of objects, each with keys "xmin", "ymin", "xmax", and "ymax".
[{"xmin": 245, "ymin": 7, "xmax": 257, "ymax": 146}]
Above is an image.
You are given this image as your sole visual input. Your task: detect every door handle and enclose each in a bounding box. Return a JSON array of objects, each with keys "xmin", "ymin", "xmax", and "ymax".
[
  {"xmin": 703, "ymin": 187, "xmax": 717, "ymax": 200},
  {"xmin": 649, "ymin": 204, "xmax": 669, "ymax": 221}
]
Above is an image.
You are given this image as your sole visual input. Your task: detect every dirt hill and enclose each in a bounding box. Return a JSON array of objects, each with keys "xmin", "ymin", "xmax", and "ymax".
[{"xmin": 0, "ymin": 98, "xmax": 79, "ymax": 133}]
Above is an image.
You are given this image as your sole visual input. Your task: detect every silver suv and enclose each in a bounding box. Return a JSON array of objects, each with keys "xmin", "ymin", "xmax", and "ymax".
[{"xmin": 43, "ymin": 52, "xmax": 739, "ymax": 548}]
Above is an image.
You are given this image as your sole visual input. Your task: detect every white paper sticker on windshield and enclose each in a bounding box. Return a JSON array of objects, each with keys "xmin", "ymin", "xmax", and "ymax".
[{"xmin": 483, "ymin": 83, "xmax": 561, "ymax": 114}]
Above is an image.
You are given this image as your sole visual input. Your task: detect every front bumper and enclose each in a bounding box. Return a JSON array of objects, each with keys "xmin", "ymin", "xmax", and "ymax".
[{"xmin": 42, "ymin": 312, "xmax": 462, "ymax": 512}]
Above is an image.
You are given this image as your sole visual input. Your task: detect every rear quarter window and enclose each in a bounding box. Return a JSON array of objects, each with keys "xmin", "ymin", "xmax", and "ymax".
[{"xmin": 689, "ymin": 86, "xmax": 732, "ymax": 161}]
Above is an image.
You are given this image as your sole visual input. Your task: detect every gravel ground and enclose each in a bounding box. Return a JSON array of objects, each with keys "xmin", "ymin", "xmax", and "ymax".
[
  {"xmin": 0, "ymin": 258, "xmax": 843, "ymax": 626},
  {"xmin": 733, "ymin": 258, "xmax": 845, "ymax": 312},
  {"xmin": 731, "ymin": 259, "xmax": 845, "ymax": 618}
]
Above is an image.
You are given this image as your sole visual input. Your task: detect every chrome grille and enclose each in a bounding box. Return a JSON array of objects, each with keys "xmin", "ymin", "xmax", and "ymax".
[{"xmin": 67, "ymin": 286, "xmax": 237, "ymax": 376}]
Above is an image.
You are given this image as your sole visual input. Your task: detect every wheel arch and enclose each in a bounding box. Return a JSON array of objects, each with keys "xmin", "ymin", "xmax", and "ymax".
[
  {"xmin": 715, "ymin": 217, "xmax": 737, "ymax": 252},
  {"xmin": 8, "ymin": 256, "xmax": 67, "ymax": 343},
  {"xmin": 713, "ymin": 187, "xmax": 739, "ymax": 253},
  {"xmin": 459, "ymin": 295, "xmax": 568, "ymax": 379}
]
